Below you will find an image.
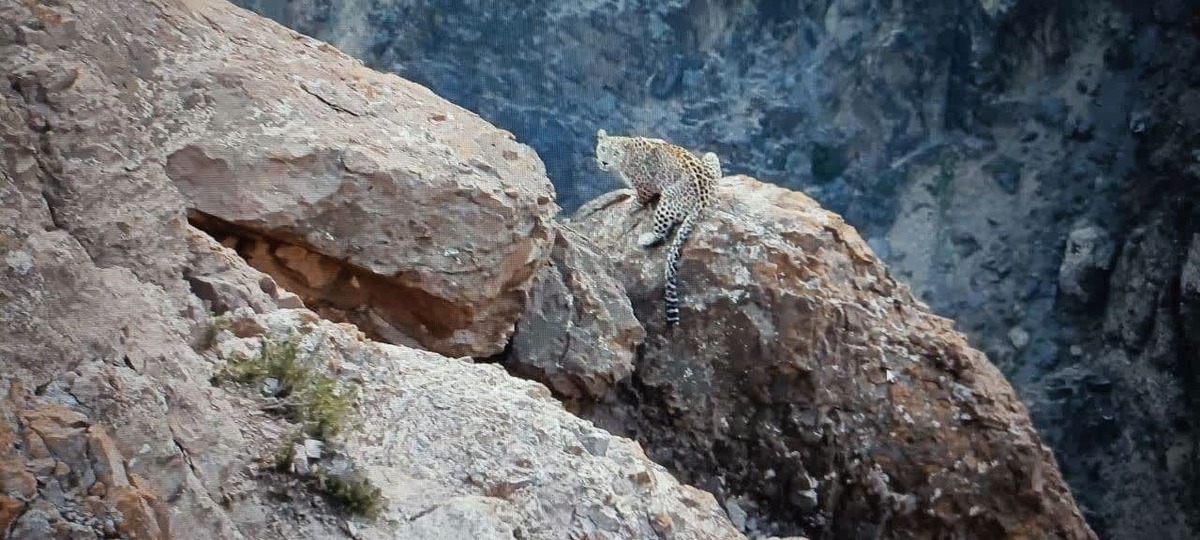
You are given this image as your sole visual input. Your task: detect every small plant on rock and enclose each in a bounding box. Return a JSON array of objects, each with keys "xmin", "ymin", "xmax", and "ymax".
[{"xmin": 317, "ymin": 471, "xmax": 385, "ymax": 520}]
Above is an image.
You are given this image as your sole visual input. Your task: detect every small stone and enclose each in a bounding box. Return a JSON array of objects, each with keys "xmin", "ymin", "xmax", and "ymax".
[
  {"xmin": 1057, "ymin": 224, "xmax": 1116, "ymax": 308},
  {"xmin": 88, "ymin": 481, "xmax": 107, "ymax": 497},
  {"xmin": 0, "ymin": 496, "xmax": 24, "ymax": 533},
  {"xmin": 628, "ymin": 469, "xmax": 655, "ymax": 488},
  {"xmin": 4, "ymin": 251, "xmax": 33, "ymax": 275},
  {"xmin": 593, "ymin": 507, "xmax": 621, "ymax": 531},
  {"xmin": 290, "ymin": 444, "xmax": 309, "ymax": 475},
  {"xmin": 724, "ymin": 498, "xmax": 747, "ymax": 531},
  {"xmin": 262, "ymin": 378, "xmax": 281, "ymax": 397},
  {"xmin": 580, "ymin": 433, "xmax": 609, "ymax": 457},
  {"xmin": 341, "ymin": 519, "xmax": 360, "ymax": 538},
  {"xmin": 1070, "ymin": 345, "xmax": 1083, "ymax": 356},
  {"xmin": 274, "ymin": 291, "xmax": 305, "ymax": 308},
  {"xmin": 1008, "ymin": 327, "xmax": 1030, "ymax": 350},
  {"xmin": 650, "ymin": 512, "xmax": 673, "ymax": 538},
  {"xmin": 794, "ymin": 490, "xmax": 819, "ymax": 511},
  {"xmin": 231, "ymin": 317, "xmax": 266, "ymax": 338},
  {"xmin": 303, "ymin": 439, "xmax": 323, "ymax": 460}
]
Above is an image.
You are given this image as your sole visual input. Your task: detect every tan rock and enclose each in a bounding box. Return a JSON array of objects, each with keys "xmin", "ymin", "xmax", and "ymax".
[
  {"xmin": 509, "ymin": 225, "xmax": 645, "ymax": 399},
  {"xmin": 0, "ymin": 495, "xmax": 24, "ymax": 533},
  {"xmin": 157, "ymin": 0, "xmax": 558, "ymax": 357},
  {"xmin": 111, "ymin": 485, "xmax": 165, "ymax": 540},
  {"xmin": 87, "ymin": 426, "xmax": 130, "ymax": 489},
  {"xmin": 569, "ymin": 177, "xmax": 1096, "ymax": 539},
  {"xmin": 0, "ymin": 459, "xmax": 35, "ymax": 500},
  {"xmin": 21, "ymin": 406, "xmax": 90, "ymax": 482},
  {"xmin": 0, "ymin": 0, "xmax": 746, "ymax": 538}
]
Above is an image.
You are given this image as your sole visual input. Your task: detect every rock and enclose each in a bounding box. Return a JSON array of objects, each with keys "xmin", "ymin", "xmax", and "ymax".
[
  {"xmin": 290, "ymin": 443, "xmax": 310, "ymax": 475},
  {"xmin": 1103, "ymin": 218, "xmax": 1177, "ymax": 349},
  {"xmin": 1008, "ymin": 327, "xmax": 1030, "ymax": 350},
  {"xmin": 160, "ymin": 13, "xmax": 559, "ymax": 356},
  {"xmin": 240, "ymin": 310, "xmax": 747, "ymax": 540},
  {"xmin": 1181, "ymin": 234, "xmax": 1200, "ymax": 392},
  {"xmin": 507, "ymin": 224, "xmax": 644, "ymax": 399},
  {"xmin": 9, "ymin": 508, "xmax": 55, "ymax": 539},
  {"xmin": 0, "ymin": 0, "xmax": 747, "ymax": 537},
  {"xmin": 302, "ymin": 439, "xmax": 323, "ymax": 460},
  {"xmin": 724, "ymin": 497, "xmax": 748, "ymax": 532},
  {"xmin": 183, "ymin": 227, "xmax": 286, "ymax": 315},
  {"xmin": 0, "ymin": 495, "xmax": 24, "ymax": 533},
  {"xmin": 1057, "ymin": 223, "xmax": 1115, "ymax": 308},
  {"xmin": 1183, "ymin": 234, "xmax": 1200, "ymax": 299},
  {"xmin": 395, "ymin": 497, "xmax": 518, "ymax": 540},
  {"xmin": 569, "ymin": 177, "xmax": 1095, "ymax": 539}
]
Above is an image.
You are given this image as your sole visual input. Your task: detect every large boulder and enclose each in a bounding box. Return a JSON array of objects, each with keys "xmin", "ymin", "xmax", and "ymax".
[
  {"xmin": 156, "ymin": 0, "xmax": 558, "ymax": 358},
  {"xmin": 568, "ymin": 177, "xmax": 1096, "ymax": 539},
  {"xmin": 507, "ymin": 225, "xmax": 645, "ymax": 400}
]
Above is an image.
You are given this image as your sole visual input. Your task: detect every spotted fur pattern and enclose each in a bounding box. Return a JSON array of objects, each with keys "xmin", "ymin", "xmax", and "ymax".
[{"xmin": 594, "ymin": 129, "xmax": 720, "ymax": 326}]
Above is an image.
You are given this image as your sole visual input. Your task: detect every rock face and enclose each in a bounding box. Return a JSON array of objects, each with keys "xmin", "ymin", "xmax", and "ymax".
[
  {"xmin": 567, "ymin": 178, "xmax": 1095, "ymax": 540},
  {"xmin": 1056, "ymin": 223, "xmax": 1116, "ymax": 309},
  {"xmin": 157, "ymin": 17, "xmax": 558, "ymax": 358},
  {"xmin": 233, "ymin": 0, "xmax": 1200, "ymax": 536},
  {"xmin": 0, "ymin": 0, "xmax": 748, "ymax": 537},
  {"xmin": 215, "ymin": 309, "xmax": 748, "ymax": 540},
  {"xmin": 508, "ymin": 226, "xmax": 645, "ymax": 400}
]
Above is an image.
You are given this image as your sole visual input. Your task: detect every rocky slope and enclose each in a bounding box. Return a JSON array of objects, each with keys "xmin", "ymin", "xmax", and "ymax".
[
  {"xmin": 553, "ymin": 178, "xmax": 1094, "ymax": 539},
  {"xmin": 0, "ymin": 0, "xmax": 751, "ymax": 537},
  {"xmin": 0, "ymin": 0, "xmax": 1100, "ymax": 539},
  {"xmin": 232, "ymin": 1, "xmax": 1200, "ymax": 537}
]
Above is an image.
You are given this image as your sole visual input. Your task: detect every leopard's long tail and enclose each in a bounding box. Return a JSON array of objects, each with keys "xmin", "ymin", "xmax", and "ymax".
[{"xmin": 664, "ymin": 208, "xmax": 702, "ymax": 326}]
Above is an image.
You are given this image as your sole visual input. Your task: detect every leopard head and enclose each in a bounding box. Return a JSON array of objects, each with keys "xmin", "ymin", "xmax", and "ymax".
[{"xmin": 594, "ymin": 129, "xmax": 626, "ymax": 172}]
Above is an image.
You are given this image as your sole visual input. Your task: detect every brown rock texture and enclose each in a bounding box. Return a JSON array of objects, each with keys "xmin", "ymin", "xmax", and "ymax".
[
  {"xmin": 569, "ymin": 177, "xmax": 1097, "ymax": 539},
  {"xmin": 156, "ymin": 0, "xmax": 559, "ymax": 358},
  {"xmin": 508, "ymin": 225, "xmax": 645, "ymax": 400},
  {"xmin": 0, "ymin": 0, "xmax": 746, "ymax": 537},
  {"xmin": 0, "ymin": 389, "xmax": 168, "ymax": 539}
]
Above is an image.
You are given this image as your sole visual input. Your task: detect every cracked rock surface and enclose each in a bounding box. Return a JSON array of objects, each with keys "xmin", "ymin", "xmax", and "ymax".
[
  {"xmin": 0, "ymin": 0, "xmax": 747, "ymax": 537},
  {"xmin": 565, "ymin": 178, "xmax": 1096, "ymax": 539}
]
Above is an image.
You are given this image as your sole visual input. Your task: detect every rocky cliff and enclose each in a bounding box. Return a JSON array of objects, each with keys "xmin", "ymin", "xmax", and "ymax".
[
  {"xmin": 0, "ymin": 0, "xmax": 750, "ymax": 537},
  {"xmin": 558, "ymin": 178, "xmax": 1095, "ymax": 539},
  {"xmin": 232, "ymin": 1, "xmax": 1200, "ymax": 537},
  {"xmin": 1, "ymin": 0, "xmax": 1111, "ymax": 538}
]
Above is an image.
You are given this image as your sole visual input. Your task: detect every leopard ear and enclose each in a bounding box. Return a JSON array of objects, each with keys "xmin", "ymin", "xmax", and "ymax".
[{"xmin": 597, "ymin": 128, "xmax": 607, "ymax": 139}]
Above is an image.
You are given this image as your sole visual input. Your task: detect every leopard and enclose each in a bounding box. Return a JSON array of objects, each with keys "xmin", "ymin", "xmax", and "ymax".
[{"xmin": 594, "ymin": 128, "xmax": 721, "ymax": 326}]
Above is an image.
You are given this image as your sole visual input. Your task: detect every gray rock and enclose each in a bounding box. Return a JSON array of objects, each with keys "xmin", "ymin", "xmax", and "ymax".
[
  {"xmin": 395, "ymin": 497, "xmax": 517, "ymax": 540},
  {"xmin": 1057, "ymin": 223, "xmax": 1115, "ymax": 308},
  {"xmin": 508, "ymin": 225, "xmax": 644, "ymax": 399},
  {"xmin": 1181, "ymin": 234, "xmax": 1200, "ymax": 300}
]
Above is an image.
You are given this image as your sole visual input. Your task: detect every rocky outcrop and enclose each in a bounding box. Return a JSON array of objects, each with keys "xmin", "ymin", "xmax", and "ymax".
[
  {"xmin": 0, "ymin": 0, "xmax": 749, "ymax": 537},
  {"xmin": 507, "ymin": 226, "xmax": 645, "ymax": 400},
  {"xmin": 234, "ymin": 0, "xmax": 1200, "ymax": 536},
  {"xmin": 155, "ymin": 6, "xmax": 557, "ymax": 358},
  {"xmin": 211, "ymin": 309, "xmax": 748, "ymax": 540},
  {"xmin": 565, "ymin": 178, "xmax": 1095, "ymax": 540}
]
